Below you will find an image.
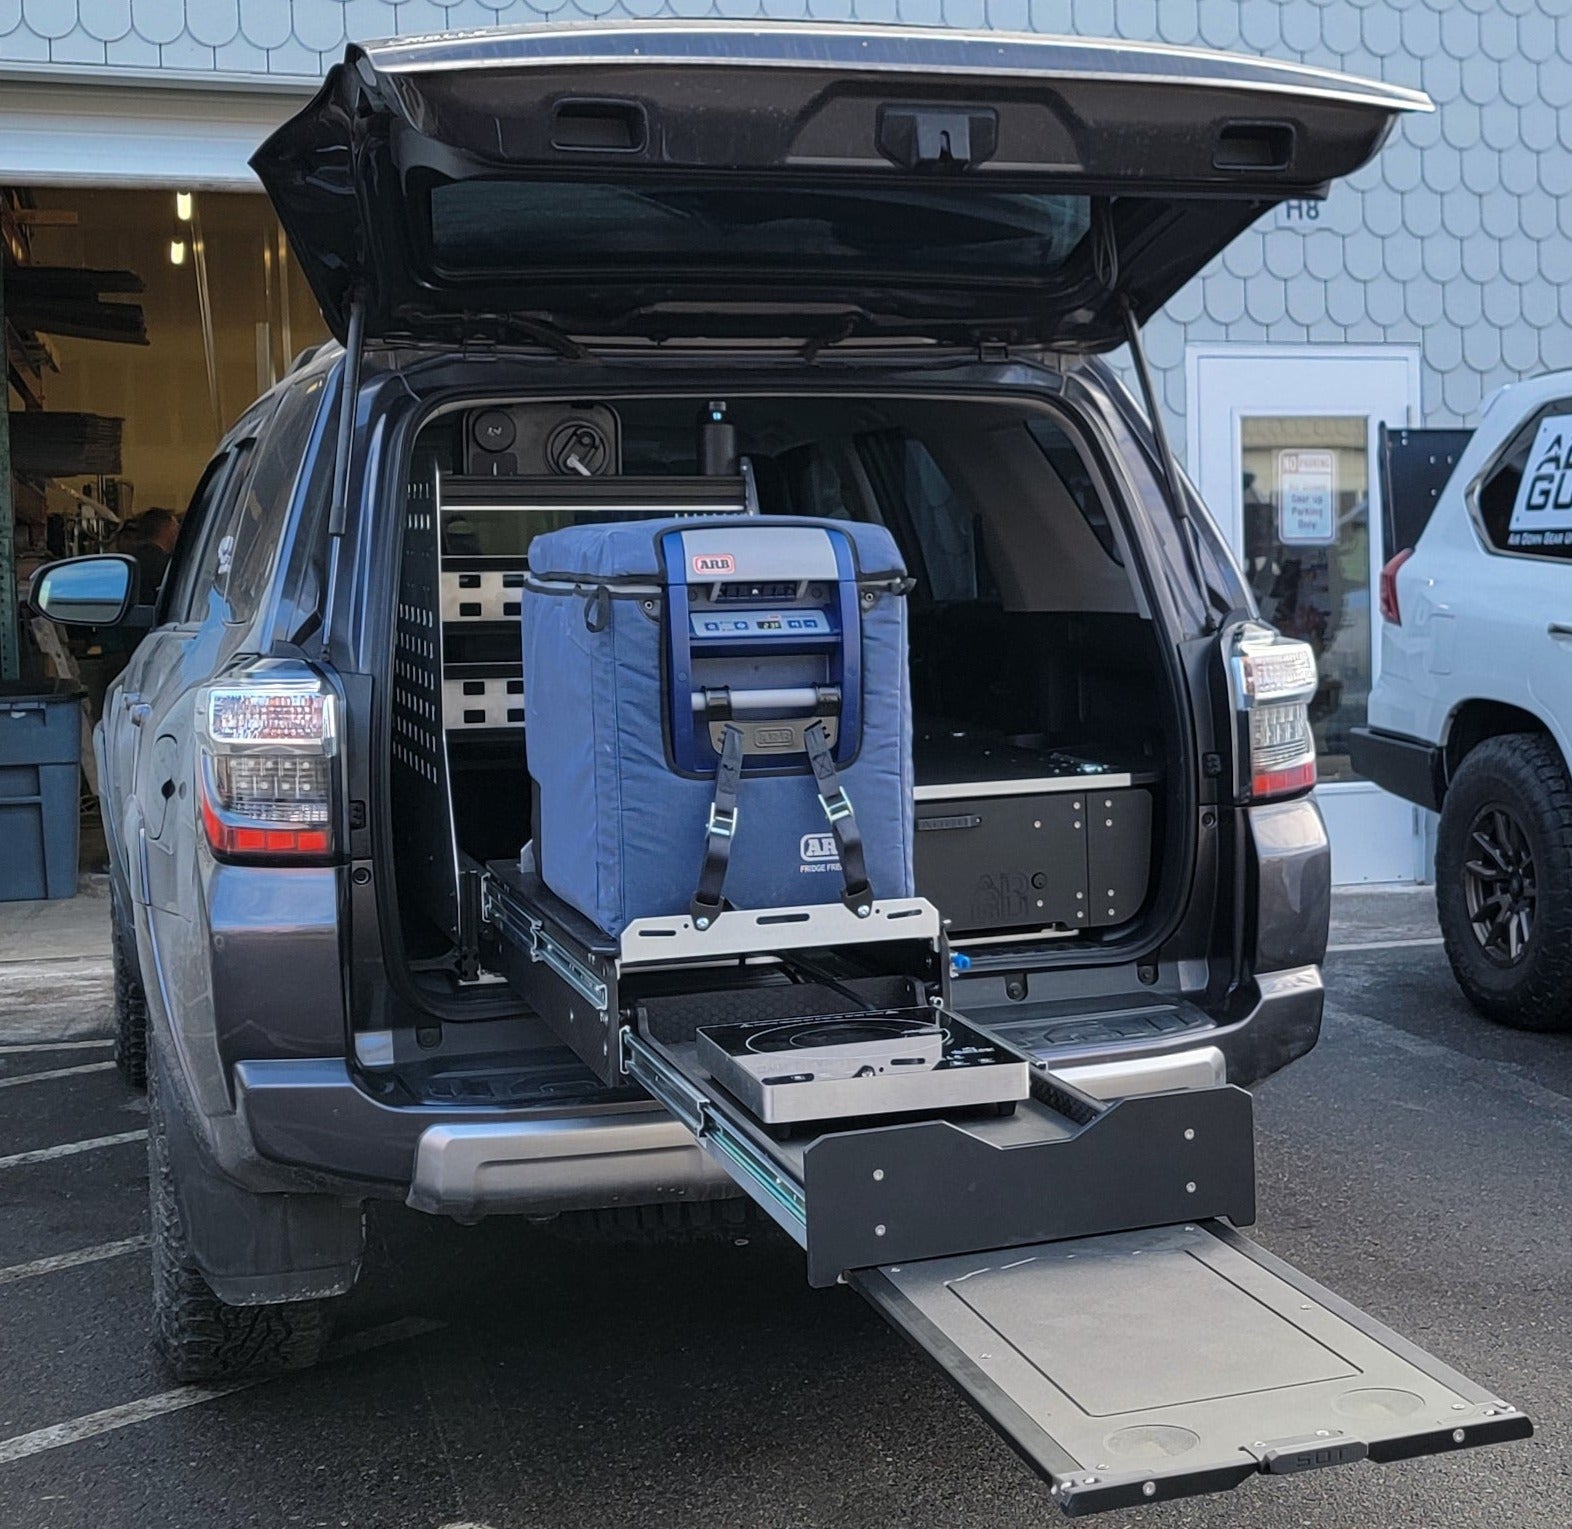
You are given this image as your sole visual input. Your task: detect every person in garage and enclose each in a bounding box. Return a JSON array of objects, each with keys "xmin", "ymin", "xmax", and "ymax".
[{"xmin": 123, "ymin": 507, "xmax": 180, "ymax": 602}]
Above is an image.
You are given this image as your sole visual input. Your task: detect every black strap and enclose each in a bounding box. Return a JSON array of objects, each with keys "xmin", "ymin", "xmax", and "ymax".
[
  {"xmin": 690, "ymin": 723, "xmax": 745, "ymax": 928},
  {"xmin": 803, "ymin": 721, "xmax": 873, "ymax": 917}
]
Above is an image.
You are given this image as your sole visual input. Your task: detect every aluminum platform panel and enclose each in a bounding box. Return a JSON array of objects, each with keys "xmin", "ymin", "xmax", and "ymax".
[{"xmin": 853, "ymin": 1222, "xmax": 1530, "ymax": 1517}]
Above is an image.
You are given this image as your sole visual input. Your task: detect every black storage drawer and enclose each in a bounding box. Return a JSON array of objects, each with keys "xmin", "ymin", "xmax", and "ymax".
[{"xmin": 914, "ymin": 779, "xmax": 1152, "ymax": 934}]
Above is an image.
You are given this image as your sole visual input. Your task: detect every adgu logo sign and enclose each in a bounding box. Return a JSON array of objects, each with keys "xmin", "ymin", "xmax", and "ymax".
[{"xmin": 1508, "ymin": 415, "xmax": 1572, "ymax": 552}]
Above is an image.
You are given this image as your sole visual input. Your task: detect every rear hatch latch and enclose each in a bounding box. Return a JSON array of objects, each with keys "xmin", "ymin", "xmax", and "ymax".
[{"xmin": 877, "ymin": 106, "xmax": 998, "ymax": 170}]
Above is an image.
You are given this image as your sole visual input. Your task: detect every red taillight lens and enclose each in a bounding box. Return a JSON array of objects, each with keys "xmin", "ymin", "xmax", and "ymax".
[
  {"xmin": 1379, "ymin": 548, "xmax": 1413, "ymax": 625},
  {"xmin": 1230, "ymin": 625, "xmax": 1320, "ymax": 804},
  {"xmin": 199, "ymin": 787, "xmax": 332, "ymax": 859},
  {"xmin": 1251, "ymin": 758, "xmax": 1318, "ymax": 800},
  {"xmin": 196, "ymin": 670, "xmax": 337, "ymax": 863}
]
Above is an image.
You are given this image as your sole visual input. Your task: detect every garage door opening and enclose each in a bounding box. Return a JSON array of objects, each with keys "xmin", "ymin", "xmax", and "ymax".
[{"xmin": 3, "ymin": 185, "xmax": 327, "ymax": 869}]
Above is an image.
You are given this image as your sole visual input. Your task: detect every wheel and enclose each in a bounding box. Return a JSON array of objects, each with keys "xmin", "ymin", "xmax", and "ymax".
[
  {"xmin": 1436, "ymin": 733, "xmax": 1572, "ymax": 1032},
  {"xmin": 148, "ymin": 1060, "xmax": 332, "ymax": 1382},
  {"xmin": 111, "ymin": 919, "xmax": 148, "ymax": 1089}
]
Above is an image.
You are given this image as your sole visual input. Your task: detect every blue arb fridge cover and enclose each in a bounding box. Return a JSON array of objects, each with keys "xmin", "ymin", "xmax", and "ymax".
[{"xmin": 523, "ymin": 516, "xmax": 914, "ymax": 937}]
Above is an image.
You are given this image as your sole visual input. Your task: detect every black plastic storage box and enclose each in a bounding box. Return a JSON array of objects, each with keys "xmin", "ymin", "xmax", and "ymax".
[{"xmin": 0, "ymin": 682, "xmax": 82, "ymax": 902}]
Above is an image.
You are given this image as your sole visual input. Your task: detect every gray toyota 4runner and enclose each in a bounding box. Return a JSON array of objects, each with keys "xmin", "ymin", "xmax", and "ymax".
[{"xmin": 31, "ymin": 23, "xmax": 1530, "ymax": 1517}]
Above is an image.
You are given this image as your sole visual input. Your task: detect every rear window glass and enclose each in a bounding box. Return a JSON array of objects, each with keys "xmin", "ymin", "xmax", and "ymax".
[
  {"xmin": 222, "ymin": 375, "xmax": 326, "ymax": 624},
  {"xmin": 857, "ymin": 433, "xmax": 994, "ymax": 604},
  {"xmin": 1025, "ymin": 416, "xmax": 1123, "ymax": 564},
  {"xmin": 429, "ymin": 181, "xmax": 1091, "ymax": 279},
  {"xmin": 1477, "ymin": 401, "xmax": 1572, "ymax": 557}
]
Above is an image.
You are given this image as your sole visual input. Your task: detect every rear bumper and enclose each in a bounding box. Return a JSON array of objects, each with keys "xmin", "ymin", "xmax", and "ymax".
[
  {"xmin": 406, "ymin": 1114, "xmax": 734, "ymax": 1220},
  {"xmin": 1350, "ymin": 725, "xmax": 1445, "ymax": 813},
  {"xmin": 232, "ymin": 1058, "xmax": 736, "ymax": 1211}
]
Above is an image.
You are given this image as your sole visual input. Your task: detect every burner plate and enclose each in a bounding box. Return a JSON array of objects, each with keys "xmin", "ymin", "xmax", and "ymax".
[{"xmin": 696, "ymin": 1007, "xmax": 1028, "ymax": 1125}]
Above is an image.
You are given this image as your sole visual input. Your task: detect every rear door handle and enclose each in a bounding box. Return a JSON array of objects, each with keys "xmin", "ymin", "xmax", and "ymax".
[{"xmin": 1549, "ymin": 624, "xmax": 1572, "ymax": 639}]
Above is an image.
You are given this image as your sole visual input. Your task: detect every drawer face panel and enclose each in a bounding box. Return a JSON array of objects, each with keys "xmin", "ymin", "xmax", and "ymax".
[
  {"xmin": 914, "ymin": 785, "xmax": 1151, "ymax": 934},
  {"xmin": 1087, "ymin": 785, "xmax": 1153, "ymax": 926}
]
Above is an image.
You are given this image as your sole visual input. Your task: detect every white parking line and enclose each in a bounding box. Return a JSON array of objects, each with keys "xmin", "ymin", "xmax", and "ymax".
[
  {"xmin": 0, "ymin": 1130, "xmax": 147, "ymax": 1170},
  {"xmin": 0, "ymin": 1237, "xmax": 150, "ymax": 1286},
  {"xmin": 0, "ymin": 1316, "xmax": 445, "ymax": 1466},
  {"xmin": 0, "ymin": 1040, "xmax": 114, "ymax": 1055},
  {"xmin": 1326, "ymin": 936, "xmax": 1446, "ymax": 954},
  {"xmin": 0, "ymin": 955, "xmax": 110, "ymax": 969},
  {"xmin": 0, "ymin": 1061, "xmax": 117, "ymax": 1090}
]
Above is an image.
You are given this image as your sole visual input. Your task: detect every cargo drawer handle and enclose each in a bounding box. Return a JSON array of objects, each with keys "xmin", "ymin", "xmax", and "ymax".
[{"xmin": 916, "ymin": 813, "xmax": 983, "ymax": 832}]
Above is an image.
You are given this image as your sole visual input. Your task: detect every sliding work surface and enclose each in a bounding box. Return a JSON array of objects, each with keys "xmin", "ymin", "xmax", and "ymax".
[{"xmin": 855, "ymin": 1222, "xmax": 1531, "ymax": 1516}]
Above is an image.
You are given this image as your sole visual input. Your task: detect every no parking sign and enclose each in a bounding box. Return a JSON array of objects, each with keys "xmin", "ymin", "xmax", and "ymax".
[{"xmin": 1277, "ymin": 449, "xmax": 1338, "ymax": 546}]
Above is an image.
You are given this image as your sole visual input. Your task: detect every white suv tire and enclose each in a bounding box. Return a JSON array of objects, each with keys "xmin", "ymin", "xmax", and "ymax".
[{"xmin": 1436, "ymin": 734, "xmax": 1572, "ymax": 1032}]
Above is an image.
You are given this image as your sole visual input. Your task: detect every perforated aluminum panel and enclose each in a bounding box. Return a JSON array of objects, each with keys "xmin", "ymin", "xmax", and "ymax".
[
  {"xmin": 391, "ymin": 480, "xmax": 460, "ymax": 940},
  {"xmin": 440, "ymin": 569, "xmax": 525, "ymax": 624},
  {"xmin": 442, "ymin": 674, "xmax": 525, "ymax": 731}
]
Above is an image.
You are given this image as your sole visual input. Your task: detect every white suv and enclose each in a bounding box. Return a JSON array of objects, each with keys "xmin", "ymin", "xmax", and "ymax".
[{"xmin": 1358, "ymin": 371, "xmax": 1572, "ymax": 1031}]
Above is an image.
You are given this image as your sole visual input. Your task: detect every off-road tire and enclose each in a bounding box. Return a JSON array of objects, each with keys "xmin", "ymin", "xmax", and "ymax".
[
  {"xmin": 1437, "ymin": 733, "xmax": 1572, "ymax": 1032},
  {"xmin": 148, "ymin": 1061, "xmax": 332, "ymax": 1382},
  {"xmin": 547, "ymin": 1197, "xmax": 771, "ymax": 1245},
  {"xmin": 111, "ymin": 919, "xmax": 148, "ymax": 1089}
]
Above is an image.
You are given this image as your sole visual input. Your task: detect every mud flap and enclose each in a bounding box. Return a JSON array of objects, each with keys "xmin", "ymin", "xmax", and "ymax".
[{"xmin": 852, "ymin": 1221, "xmax": 1530, "ymax": 1517}]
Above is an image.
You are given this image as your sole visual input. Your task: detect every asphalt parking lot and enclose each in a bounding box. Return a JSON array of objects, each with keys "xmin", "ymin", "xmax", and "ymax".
[{"xmin": 0, "ymin": 890, "xmax": 1565, "ymax": 1529}]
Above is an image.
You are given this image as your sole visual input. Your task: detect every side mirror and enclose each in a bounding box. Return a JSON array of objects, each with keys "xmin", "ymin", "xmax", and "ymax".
[{"xmin": 28, "ymin": 555, "xmax": 140, "ymax": 628}]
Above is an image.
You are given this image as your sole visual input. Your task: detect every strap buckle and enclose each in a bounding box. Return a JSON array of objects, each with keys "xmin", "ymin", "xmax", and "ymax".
[
  {"xmin": 706, "ymin": 803, "xmax": 738, "ymax": 839},
  {"xmin": 820, "ymin": 788, "xmax": 854, "ymax": 825}
]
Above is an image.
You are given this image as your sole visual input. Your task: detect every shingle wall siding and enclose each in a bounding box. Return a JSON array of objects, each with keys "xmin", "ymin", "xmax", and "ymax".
[{"xmin": 3, "ymin": 0, "xmax": 1567, "ymax": 442}]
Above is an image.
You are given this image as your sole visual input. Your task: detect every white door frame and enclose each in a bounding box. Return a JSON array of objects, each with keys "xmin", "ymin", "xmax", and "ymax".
[{"xmin": 1186, "ymin": 343, "xmax": 1426, "ymax": 885}]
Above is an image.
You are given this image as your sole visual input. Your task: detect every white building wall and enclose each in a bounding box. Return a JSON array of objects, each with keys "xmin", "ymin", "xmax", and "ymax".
[{"xmin": 4, "ymin": 0, "xmax": 1571, "ymax": 446}]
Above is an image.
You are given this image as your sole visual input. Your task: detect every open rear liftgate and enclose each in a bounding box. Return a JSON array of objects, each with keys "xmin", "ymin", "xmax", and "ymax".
[{"xmin": 482, "ymin": 864, "xmax": 1529, "ymax": 1515}]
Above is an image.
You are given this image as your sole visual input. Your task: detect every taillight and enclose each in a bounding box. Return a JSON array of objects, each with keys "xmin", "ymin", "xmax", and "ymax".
[
  {"xmin": 1229, "ymin": 624, "xmax": 1319, "ymax": 803},
  {"xmin": 196, "ymin": 665, "xmax": 338, "ymax": 863},
  {"xmin": 1379, "ymin": 547, "xmax": 1413, "ymax": 625}
]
